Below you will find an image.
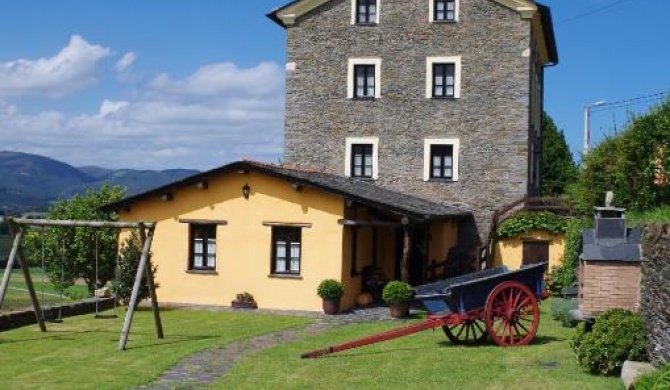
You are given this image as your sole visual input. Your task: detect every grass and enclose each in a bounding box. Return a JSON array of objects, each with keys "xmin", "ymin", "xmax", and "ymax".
[
  {"xmin": 215, "ymin": 302, "xmax": 623, "ymax": 390},
  {"xmin": 1, "ymin": 268, "xmax": 99, "ymax": 313},
  {"xmin": 628, "ymin": 206, "xmax": 670, "ymax": 226},
  {"xmin": 0, "ymin": 308, "xmax": 311, "ymax": 390}
]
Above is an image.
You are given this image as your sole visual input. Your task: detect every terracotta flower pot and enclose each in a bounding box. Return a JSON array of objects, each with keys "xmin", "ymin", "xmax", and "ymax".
[
  {"xmin": 322, "ymin": 298, "xmax": 341, "ymax": 315},
  {"xmin": 389, "ymin": 303, "xmax": 409, "ymax": 318}
]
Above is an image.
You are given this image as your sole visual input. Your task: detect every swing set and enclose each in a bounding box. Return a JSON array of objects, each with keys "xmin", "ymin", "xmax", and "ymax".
[{"xmin": 0, "ymin": 217, "xmax": 163, "ymax": 351}]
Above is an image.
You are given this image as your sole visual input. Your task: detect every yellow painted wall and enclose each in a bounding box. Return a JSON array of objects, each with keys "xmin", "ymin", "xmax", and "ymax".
[
  {"xmin": 428, "ymin": 221, "xmax": 458, "ymax": 265},
  {"xmin": 493, "ymin": 230, "xmax": 565, "ymax": 271},
  {"xmin": 340, "ymin": 209, "xmax": 398, "ymax": 308},
  {"xmin": 119, "ymin": 170, "xmax": 345, "ymax": 311}
]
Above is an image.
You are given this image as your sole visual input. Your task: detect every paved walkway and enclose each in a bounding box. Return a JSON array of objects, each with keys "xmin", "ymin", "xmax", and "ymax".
[{"xmin": 135, "ymin": 306, "xmax": 402, "ymax": 390}]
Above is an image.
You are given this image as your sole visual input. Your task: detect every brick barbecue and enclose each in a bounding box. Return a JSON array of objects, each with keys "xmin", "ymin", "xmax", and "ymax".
[{"xmin": 579, "ymin": 198, "xmax": 642, "ymax": 318}]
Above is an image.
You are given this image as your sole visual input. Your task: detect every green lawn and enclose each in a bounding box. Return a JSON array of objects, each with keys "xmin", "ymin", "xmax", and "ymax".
[
  {"xmin": 0, "ymin": 309, "xmax": 311, "ymax": 390},
  {"xmin": 0, "ymin": 301, "xmax": 624, "ymax": 389},
  {"xmin": 215, "ymin": 303, "xmax": 623, "ymax": 390},
  {"xmin": 1, "ymin": 268, "xmax": 90, "ymax": 312}
]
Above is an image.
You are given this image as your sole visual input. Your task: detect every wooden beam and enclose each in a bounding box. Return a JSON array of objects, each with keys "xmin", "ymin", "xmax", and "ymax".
[
  {"xmin": 140, "ymin": 226, "xmax": 164, "ymax": 340},
  {"xmin": 9, "ymin": 218, "xmax": 155, "ymax": 229},
  {"xmin": 0, "ymin": 229, "xmax": 22, "ymax": 310},
  {"xmin": 262, "ymin": 221, "xmax": 313, "ymax": 228},
  {"xmin": 179, "ymin": 219, "xmax": 228, "ymax": 226},
  {"xmin": 400, "ymin": 225, "xmax": 411, "ymax": 283},
  {"xmin": 338, "ymin": 219, "xmax": 402, "ymax": 228},
  {"xmin": 3, "ymin": 222, "xmax": 46, "ymax": 332},
  {"xmin": 119, "ymin": 225, "xmax": 159, "ymax": 350}
]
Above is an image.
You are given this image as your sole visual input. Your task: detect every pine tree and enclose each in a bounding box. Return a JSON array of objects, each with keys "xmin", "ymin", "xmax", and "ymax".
[{"xmin": 541, "ymin": 112, "xmax": 579, "ymax": 196}]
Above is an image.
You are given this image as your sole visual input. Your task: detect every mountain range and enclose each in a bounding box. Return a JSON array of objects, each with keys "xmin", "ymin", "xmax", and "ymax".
[{"xmin": 0, "ymin": 151, "xmax": 199, "ymax": 214}]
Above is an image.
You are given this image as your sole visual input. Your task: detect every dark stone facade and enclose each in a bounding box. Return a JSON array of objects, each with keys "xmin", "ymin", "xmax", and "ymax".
[
  {"xmin": 641, "ymin": 224, "xmax": 670, "ymax": 366},
  {"xmin": 282, "ymin": 0, "xmax": 543, "ymax": 244}
]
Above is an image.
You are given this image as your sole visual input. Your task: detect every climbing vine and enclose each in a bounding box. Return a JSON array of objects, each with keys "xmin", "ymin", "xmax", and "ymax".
[
  {"xmin": 551, "ymin": 218, "xmax": 587, "ymax": 289},
  {"xmin": 495, "ymin": 211, "xmax": 569, "ymax": 239}
]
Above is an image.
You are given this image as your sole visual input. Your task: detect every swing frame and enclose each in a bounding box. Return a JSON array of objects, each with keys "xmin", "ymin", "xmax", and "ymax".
[{"xmin": 0, "ymin": 217, "xmax": 164, "ymax": 351}]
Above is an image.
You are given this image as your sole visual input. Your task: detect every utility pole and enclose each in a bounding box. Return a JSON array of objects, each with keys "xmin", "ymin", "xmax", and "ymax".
[{"xmin": 583, "ymin": 100, "xmax": 606, "ymax": 160}]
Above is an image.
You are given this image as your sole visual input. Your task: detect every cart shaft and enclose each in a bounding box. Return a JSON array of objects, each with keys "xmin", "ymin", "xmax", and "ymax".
[{"xmin": 301, "ymin": 316, "xmax": 449, "ymax": 359}]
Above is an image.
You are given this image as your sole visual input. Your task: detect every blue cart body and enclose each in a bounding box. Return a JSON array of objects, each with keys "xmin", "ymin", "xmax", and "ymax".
[{"xmin": 414, "ymin": 262, "xmax": 547, "ymax": 315}]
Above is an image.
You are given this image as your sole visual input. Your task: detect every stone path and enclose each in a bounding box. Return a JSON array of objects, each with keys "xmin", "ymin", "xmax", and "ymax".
[{"xmin": 135, "ymin": 306, "xmax": 401, "ymax": 390}]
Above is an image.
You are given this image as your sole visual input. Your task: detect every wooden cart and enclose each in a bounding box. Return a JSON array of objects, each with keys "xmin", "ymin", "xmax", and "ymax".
[{"xmin": 301, "ymin": 262, "xmax": 547, "ymax": 358}]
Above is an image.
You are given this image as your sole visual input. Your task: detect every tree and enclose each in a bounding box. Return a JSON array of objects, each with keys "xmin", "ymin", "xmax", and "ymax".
[
  {"xmin": 570, "ymin": 100, "xmax": 670, "ymax": 214},
  {"xmin": 112, "ymin": 232, "xmax": 158, "ymax": 307},
  {"xmin": 541, "ymin": 112, "xmax": 579, "ymax": 196},
  {"xmin": 25, "ymin": 184, "xmax": 125, "ymax": 294}
]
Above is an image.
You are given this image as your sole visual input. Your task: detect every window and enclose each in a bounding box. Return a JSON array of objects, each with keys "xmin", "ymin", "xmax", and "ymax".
[
  {"xmin": 351, "ymin": 144, "xmax": 374, "ymax": 178},
  {"xmin": 348, "ymin": 58, "xmax": 381, "ymax": 99},
  {"xmin": 345, "ymin": 137, "xmax": 379, "ymax": 179},
  {"xmin": 431, "ymin": 0, "xmax": 458, "ymax": 22},
  {"xmin": 272, "ymin": 227, "xmax": 301, "ymax": 275},
  {"xmin": 354, "ymin": 65, "xmax": 376, "ymax": 98},
  {"xmin": 424, "ymin": 138, "xmax": 460, "ymax": 181},
  {"xmin": 432, "ymin": 63, "xmax": 456, "ymax": 98},
  {"xmin": 353, "ymin": 0, "xmax": 379, "ymax": 24},
  {"xmin": 427, "ymin": 56, "xmax": 461, "ymax": 98},
  {"xmin": 430, "ymin": 144, "xmax": 454, "ymax": 179},
  {"xmin": 189, "ymin": 224, "xmax": 216, "ymax": 270}
]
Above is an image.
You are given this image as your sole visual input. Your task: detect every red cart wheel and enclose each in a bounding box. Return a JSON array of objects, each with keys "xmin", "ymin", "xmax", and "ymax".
[
  {"xmin": 484, "ymin": 281, "xmax": 540, "ymax": 346},
  {"xmin": 442, "ymin": 319, "xmax": 488, "ymax": 345}
]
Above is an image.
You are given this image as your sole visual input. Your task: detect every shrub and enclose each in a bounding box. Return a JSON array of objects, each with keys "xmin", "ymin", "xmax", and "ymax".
[
  {"xmin": 316, "ymin": 279, "xmax": 344, "ymax": 300},
  {"xmin": 572, "ymin": 309, "xmax": 647, "ymax": 375},
  {"xmin": 635, "ymin": 363, "xmax": 670, "ymax": 390},
  {"xmin": 382, "ymin": 281, "xmax": 413, "ymax": 305},
  {"xmin": 545, "ymin": 267, "xmax": 565, "ymax": 297},
  {"xmin": 550, "ymin": 298, "xmax": 578, "ymax": 328},
  {"xmin": 112, "ymin": 232, "xmax": 158, "ymax": 307},
  {"xmin": 553, "ymin": 218, "xmax": 587, "ymax": 290}
]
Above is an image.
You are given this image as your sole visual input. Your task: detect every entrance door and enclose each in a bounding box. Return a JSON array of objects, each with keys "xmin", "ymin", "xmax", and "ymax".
[{"xmin": 522, "ymin": 240, "xmax": 549, "ymax": 266}]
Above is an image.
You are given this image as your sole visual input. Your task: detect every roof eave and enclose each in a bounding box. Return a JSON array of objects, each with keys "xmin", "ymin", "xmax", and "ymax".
[
  {"xmin": 536, "ymin": 3, "xmax": 559, "ymax": 66},
  {"xmin": 102, "ymin": 160, "xmax": 472, "ymax": 220}
]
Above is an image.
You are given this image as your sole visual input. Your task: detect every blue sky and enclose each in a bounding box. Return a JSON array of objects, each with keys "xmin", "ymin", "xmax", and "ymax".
[{"xmin": 0, "ymin": 0, "xmax": 668, "ymax": 170}]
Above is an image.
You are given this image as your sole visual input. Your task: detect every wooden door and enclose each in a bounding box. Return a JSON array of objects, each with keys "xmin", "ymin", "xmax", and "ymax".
[{"xmin": 522, "ymin": 240, "xmax": 549, "ymax": 266}]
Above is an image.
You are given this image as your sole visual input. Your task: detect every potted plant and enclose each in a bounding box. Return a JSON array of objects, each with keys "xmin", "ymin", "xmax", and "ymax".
[
  {"xmin": 317, "ymin": 279, "xmax": 345, "ymax": 315},
  {"xmin": 231, "ymin": 292, "xmax": 257, "ymax": 309},
  {"xmin": 382, "ymin": 281, "xmax": 413, "ymax": 318}
]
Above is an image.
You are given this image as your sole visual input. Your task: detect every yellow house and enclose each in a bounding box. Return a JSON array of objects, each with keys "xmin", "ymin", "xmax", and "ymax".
[
  {"xmin": 104, "ymin": 161, "xmax": 471, "ymax": 312},
  {"xmin": 493, "ymin": 230, "xmax": 565, "ymax": 271}
]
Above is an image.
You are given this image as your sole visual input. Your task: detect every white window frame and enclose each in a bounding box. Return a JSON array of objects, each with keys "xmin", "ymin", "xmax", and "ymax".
[
  {"xmin": 426, "ymin": 56, "xmax": 462, "ymax": 99},
  {"xmin": 345, "ymin": 137, "xmax": 379, "ymax": 180},
  {"xmin": 351, "ymin": 0, "xmax": 380, "ymax": 25},
  {"xmin": 424, "ymin": 138, "xmax": 460, "ymax": 182},
  {"xmin": 429, "ymin": 0, "xmax": 460, "ymax": 23},
  {"xmin": 348, "ymin": 58, "xmax": 382, "ymax": 99}
]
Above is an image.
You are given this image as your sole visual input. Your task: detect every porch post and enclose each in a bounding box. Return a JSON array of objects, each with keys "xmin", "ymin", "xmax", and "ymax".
[{"xmin": 400, "ymin": 217, "xmax": 411, "ymax": 283}]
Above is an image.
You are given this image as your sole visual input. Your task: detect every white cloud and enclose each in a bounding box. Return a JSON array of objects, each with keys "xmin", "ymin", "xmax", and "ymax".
[
  {"xmin": 0, "ymin": 35, "xmax": 111, "ymax": 98},
  {"xmin": 0, "ymin": 61, "xmax": 285, "ymax": 170},
  {"xmin": 148, "ymin": 62, "xmax": 283, "ymax": 98},
  {"xmin": 115, "ymin": 52, "xmax": 136, "ymax": 72},
  {"xmin": 98, "ymin": 100, "xmax": 129, "ymax": 118}
]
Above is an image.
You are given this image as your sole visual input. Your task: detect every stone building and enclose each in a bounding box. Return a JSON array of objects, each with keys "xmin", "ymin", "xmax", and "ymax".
[
  {"xmin": 269, "ymin": 0, "xmax": 558, "ymax": 251},
  {"xmin": 101, "ymin": 1, "xmax": 560, "ymax": 312}
]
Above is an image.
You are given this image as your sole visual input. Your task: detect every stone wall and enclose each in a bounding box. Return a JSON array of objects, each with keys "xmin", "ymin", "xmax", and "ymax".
[
  {"xmin": 282, "ymin": 0, "xmax": 539, "ymax": 245},
  {"xmin": 0, "ymin": 298, "xmax": 115, "ymax": 332},
  {"xmin": 641, "ymin": 224, "xmax": 670, "ymax": 366}
]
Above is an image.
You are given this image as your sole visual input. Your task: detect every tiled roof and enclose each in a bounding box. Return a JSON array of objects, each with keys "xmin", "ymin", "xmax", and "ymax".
[{"xmin": 103, "ymin": 160, "xmax": 472, "ymax": 220}]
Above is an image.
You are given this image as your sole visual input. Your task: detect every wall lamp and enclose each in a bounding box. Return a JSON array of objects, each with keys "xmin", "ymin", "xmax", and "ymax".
[{"xmin": 242, "ymin": 183, "xmax": 251, "ymax": 199}]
